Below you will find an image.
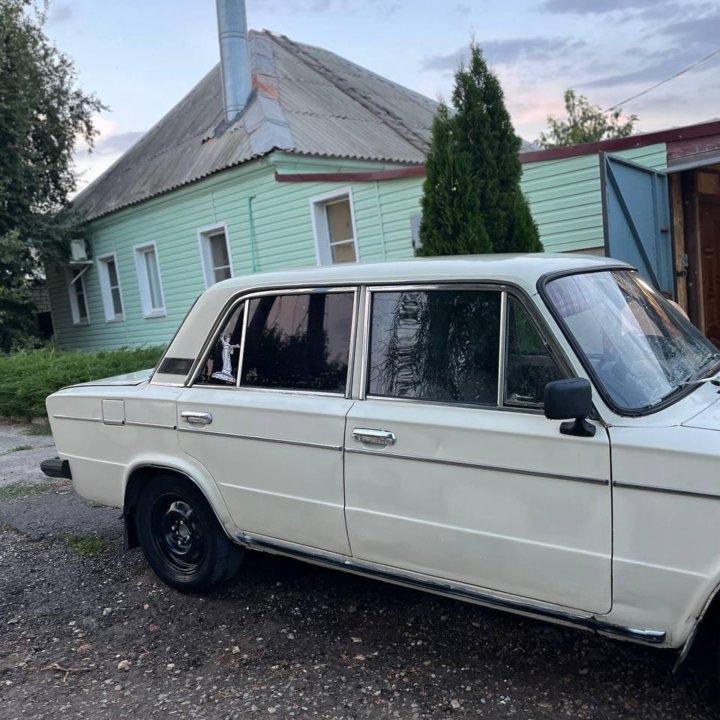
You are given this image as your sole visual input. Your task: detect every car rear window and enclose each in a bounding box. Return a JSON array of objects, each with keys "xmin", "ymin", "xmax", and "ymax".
[{"xmin": 241, "ymin": 291, "xmax": 354, "ymax": 393}]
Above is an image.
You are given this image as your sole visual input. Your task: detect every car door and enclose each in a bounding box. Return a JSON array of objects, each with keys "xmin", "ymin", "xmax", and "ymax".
[
  {"xmin": 178, "ymin": 288, "xmax": 357, "ymax": 555},
  {"xmin": 344, "ymin": 285, "xmax": 612, "ymax": 614}
]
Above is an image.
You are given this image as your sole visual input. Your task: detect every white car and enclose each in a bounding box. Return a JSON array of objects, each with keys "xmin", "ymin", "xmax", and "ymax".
[{"xmin": 42, "ymin": 255, "xmax": 720, "ymax": 677}]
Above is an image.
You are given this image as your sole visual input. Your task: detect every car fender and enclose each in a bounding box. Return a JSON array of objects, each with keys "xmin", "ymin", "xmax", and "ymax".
[{"xmin": 122, "ymin": 453, "xmax": 238, "ymax": 539}]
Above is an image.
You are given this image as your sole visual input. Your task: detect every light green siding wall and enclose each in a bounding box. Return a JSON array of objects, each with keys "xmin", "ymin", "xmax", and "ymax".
[
  {"xmin": 520, "ymin": 143, "xmax": 667, "ymax": 253},
  {"xmin": 48, "ymin": 156, "xmax": 422, "ymax": 350},
  {"xmin": 48, "ymin": 143, "xmax": 672, "ymax": 350}
]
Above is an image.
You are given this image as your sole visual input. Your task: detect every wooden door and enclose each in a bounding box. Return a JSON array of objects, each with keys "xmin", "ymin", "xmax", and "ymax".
[
  {"xmin": 602, "ymin": 154, "xmax": 673, "ymax": 294},
  {"xmin": 699, "ymin": 198, "xmax": 720, "ymax": 347}
]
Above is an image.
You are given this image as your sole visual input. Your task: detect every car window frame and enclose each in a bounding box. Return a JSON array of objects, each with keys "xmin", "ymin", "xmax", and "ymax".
[
  {"xmin": 359, "ymin": 283, "xmax": 573, "ymax": 414},
  {"xmin": 190, "ymin": 286, "xmax": 360, "ymax": 399}
]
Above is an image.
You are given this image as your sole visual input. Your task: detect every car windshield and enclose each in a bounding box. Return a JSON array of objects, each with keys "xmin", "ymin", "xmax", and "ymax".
[{"xmin": 544, "ymin": 270, "xmax": 719, "ymax": 412}]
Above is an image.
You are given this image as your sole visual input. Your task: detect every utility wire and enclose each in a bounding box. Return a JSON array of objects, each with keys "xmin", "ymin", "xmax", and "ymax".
[{"xmin": 604, "ymin": 47, "xmax": 720, "ymax": 112}]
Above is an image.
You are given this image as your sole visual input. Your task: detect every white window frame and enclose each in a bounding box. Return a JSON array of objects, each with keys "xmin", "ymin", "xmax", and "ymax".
[
  {"xmin": 310, "ymin": 187, "xmax": 360, "ymax": 266},
  {"xmin": 66, "ymin": 267, "xmax": 90, "ymax": 326},
  {"xmin": 133, "ymin": 242, "xmax": 167, "ymax": 318},
  {"xmin": 198, "ymin": 223, "xmax": 234, "ymax": 288},
  {"xmin": 96, "ymin": 253, "xmax": 125, "ymax": 322}
]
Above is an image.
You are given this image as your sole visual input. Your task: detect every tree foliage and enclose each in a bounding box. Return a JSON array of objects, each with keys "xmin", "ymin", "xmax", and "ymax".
[
  {"xmin": 0, "ymin": 0, "xmax": 103, "ymax": 351},
  {"xmin": 537, "ymin": 89, "xmax": 637, "ymax": 148},
  {"xmin": 419, "ymin": 42, "xmax": 541, "ymax": 257}
]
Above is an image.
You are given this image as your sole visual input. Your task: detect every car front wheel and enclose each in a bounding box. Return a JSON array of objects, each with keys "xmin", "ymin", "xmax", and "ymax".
[{"xmin": 135, "ymin": 474, "xmax": 243, "ymax": 593}]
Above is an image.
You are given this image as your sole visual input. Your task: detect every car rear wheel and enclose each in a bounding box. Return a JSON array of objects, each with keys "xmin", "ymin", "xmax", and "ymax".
[{"xmin": 135, "ymin": 474, "xmax": 243, "ymax": 593}]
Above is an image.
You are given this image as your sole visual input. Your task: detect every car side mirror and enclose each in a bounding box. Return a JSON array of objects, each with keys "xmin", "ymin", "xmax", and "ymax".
[{"xmin": 544, "ymin": 378, "xmax": 596, "ymax": 437}]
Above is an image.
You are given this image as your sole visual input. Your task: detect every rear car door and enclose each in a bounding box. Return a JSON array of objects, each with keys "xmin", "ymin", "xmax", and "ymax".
[
  {"xmin": 178, "ymin": 288, "xmax": 357, "ymax": 555},
  {"xmin": 344, "ymin": 285, "xmax": 612, "ymax": 613}
]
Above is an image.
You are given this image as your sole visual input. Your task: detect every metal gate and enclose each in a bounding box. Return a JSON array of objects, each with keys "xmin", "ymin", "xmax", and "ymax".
[{"xmin": 601, "ymin": 153, "xmax": 673, "ymax": 294}]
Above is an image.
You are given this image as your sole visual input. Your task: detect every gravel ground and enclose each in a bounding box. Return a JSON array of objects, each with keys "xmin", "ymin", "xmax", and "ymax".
[
  {"xmin": 0, "ymin": 423, "xmax": 56, "ymax": 487},
  {"xmin": 1, "ymin": 426, "xmax": 719, "ymax": 719}
]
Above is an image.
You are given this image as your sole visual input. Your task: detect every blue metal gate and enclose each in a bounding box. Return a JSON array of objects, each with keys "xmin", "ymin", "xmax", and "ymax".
[{"xmin": 602, "ymin": 153, "xmax": 673, "ymax": 294}]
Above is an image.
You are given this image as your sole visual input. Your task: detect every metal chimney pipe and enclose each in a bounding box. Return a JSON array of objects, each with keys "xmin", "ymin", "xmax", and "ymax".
[{"xmin": 216, "ymin": 0, "xmax": 252, "ymax": 123}]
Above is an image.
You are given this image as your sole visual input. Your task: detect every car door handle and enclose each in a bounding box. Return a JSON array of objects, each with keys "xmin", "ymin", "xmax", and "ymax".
[
  {"xmin": 352, "ymin": 428, "xmax": 396, "ymax": 446},
  {"xmin": 181, "ymin": 411, "xmax": 213, "ymax": 427}
]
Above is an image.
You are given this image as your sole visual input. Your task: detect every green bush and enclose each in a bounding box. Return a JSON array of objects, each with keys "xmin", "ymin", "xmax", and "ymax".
[{"xmin": 0, "ymin": 346, "xmax": 164, "ymax": 420}]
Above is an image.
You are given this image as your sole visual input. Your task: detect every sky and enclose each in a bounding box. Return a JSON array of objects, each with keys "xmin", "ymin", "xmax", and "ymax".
[{"xmin": 42, "ymin": 0, "xmax": 720, "ymax": 192}]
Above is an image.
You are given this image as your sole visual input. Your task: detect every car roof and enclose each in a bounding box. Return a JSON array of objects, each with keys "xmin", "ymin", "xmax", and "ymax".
[{"xmin": 202, "ymin": 253, "xmax": 629, "ymax": 299}]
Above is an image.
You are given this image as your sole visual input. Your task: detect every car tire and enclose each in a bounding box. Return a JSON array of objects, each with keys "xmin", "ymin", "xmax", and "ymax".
[{"xmin": 135, "ymin": 474, "xmax": 243, "ymax": 593}]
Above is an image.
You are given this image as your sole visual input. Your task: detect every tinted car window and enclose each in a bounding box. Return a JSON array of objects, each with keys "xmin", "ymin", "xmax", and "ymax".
[
  {"xmin": 196, "ymin": 303, "xmax": 245, "ymax": 385},
  {"xmin": 505, "ymin": 296, "xmax": 563, "ymax": 407},
  {"xmin": 368, "ymin": 289, "xmax": 500, "ymax": 405},
  {"xmin": 241, "ymin": 292, "xmax": 354, "ymax": 393}
]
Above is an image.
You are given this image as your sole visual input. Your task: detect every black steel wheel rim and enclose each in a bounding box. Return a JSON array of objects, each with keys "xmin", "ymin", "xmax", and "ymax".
[{"xmin": 150, "ymin": 495, "xmax": 206, "ymax": 574}]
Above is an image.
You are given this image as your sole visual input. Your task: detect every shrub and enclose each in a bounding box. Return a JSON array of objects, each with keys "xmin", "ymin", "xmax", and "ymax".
[{"xmin": 0, "ymin": 346, "xmax": 164, "ymax": 420}]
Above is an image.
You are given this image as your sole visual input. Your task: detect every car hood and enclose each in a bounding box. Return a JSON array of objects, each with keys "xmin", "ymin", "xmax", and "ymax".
[
  {"xmin": 66, "ymin": 367, "xmax": 154, "ymax": 388},
  {"xmin": 682, "ymin": 394, "xmax": 720, "ymax": 431}
]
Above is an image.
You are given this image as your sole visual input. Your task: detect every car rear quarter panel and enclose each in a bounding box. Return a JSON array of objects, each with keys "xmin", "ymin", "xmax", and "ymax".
[{"xmin": 46, "ymin": 384, "xmax": 235, "ymax": 531}]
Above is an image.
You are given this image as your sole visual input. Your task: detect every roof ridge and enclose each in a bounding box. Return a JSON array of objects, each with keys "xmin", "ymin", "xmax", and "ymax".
[{"xmin": 268, "ymin": 33, "xmax": 430, "ymax": 155}]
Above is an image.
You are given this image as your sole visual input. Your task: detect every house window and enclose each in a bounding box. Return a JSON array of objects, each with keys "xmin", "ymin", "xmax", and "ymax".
[
  {"xmin": 199, "ymin": 225, "xmax": 233, "ymax": 286},
  {"xmin": 134, "ymin": 243, "xmax": 166, "ymax": 318},
  {"xmin": 97, "ymin": 254, "xmax": 124, "ymax": 322},
  {"xmin": 67, "ymin": 268, "xmax": 90, "ymax": 325},
  {"xmin": 311, "ymin": 190, "xmax": 358, "ymax": 265}
]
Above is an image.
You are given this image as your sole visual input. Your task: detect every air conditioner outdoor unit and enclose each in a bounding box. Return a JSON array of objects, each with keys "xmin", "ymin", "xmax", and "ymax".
[{"xmin": 70, "ymin": 239, "xmax": 89, "ymax": 263}]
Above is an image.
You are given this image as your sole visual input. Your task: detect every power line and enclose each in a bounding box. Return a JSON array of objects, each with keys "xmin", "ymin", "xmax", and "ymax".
[{"xmin": 604, "ymin": 47, "xmax": 720, "ymax": 113}]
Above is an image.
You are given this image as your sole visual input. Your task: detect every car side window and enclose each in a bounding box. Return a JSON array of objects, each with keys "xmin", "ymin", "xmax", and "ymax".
[
  {"xmin": 504, "ymin": 296, "xmax": 564, "ymax": 407},
  {"xmin": 368, "ymin": 289, "xmax": 500, "ymax": 405},
  {"xmin": 241, "ymin": 291, "xmax": 354, "ymax": 393},
  {"xmin": 196, "ymin": 303, "xmax": 246, "ymax": 385}
]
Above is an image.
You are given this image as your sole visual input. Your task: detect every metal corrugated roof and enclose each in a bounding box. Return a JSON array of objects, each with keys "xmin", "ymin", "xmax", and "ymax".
[{"xmin": 71, "ymin": 31, "xmax": 439, "ymax": 220}]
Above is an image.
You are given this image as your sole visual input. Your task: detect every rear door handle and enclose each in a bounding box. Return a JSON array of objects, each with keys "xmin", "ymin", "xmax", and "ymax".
[
  {"xmin": 352, "ymin": 428, "xmax": 396, "ymax": 446},
  {"xmin": 181, "ymin": 411, "xmax": 213, "ymax": 427}
]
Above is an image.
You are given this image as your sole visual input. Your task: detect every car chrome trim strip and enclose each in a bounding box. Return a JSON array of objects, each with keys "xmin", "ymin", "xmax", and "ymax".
[
  {"xmin": 238, "ymin": 534, "xmax": 665, "ymax": 645},
  {"xmin": 344, "ymin": 447, "xmax": 608, "ymax": 485},
  {"xmin": 613, "ymin": 481, "xmax": 720, "ymax": 501},
  {"xmin": 53, "ymin": 415, "xmax": 176, "ymax": 430},
  {"xmin": 235, "ymin": 300, "xmax": 249, "ymax": 388},
  {"xmin": 52, "ymin": 414, "xmax": 102, "ymax": 423},
  {"xmin": 345, "ymin": 289, "xmax": 360, "ymax": 399},
  {"xmin": 359, "ymin": 286, "xmax": 372, "ymax": 401},
  {"xmin": 124, "ymin": 420, "xmax": 177, "ymax": 430},
  {"xmin": 497, "ymin": 291, "xmax": 508, "ymax": 407},
  {"xmin": 178, "ymin": 427, "xmax": 342, "ymax": 452}
]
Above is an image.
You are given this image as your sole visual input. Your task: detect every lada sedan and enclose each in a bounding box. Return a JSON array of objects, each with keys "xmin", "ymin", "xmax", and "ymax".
[{"xmin": 42, "ymin": 255, "xmax": 720, "ymax": 676}]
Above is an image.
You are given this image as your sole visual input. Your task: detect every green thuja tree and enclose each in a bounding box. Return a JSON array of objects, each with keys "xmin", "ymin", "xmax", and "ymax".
[
  {"xmin": 419, "ymin": 43, "xmax": 541, "ymax": 256},
  {"xmin": 419, "ymin": 103, "xmax": 490, "ymax": 255}
]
